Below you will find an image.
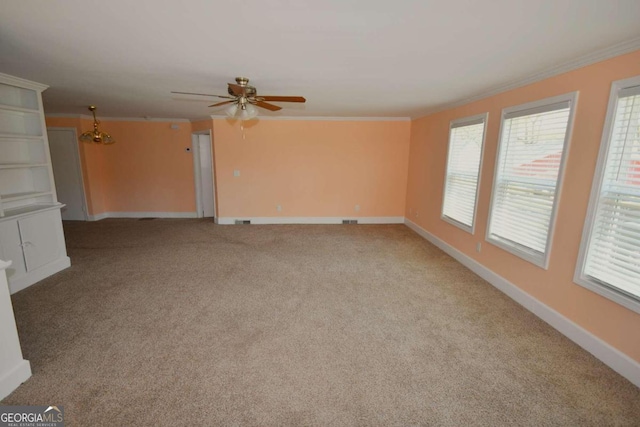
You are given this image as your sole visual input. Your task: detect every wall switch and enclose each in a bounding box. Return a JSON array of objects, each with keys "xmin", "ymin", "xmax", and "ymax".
[
  {"xmin": 233, "ymin": 170, "xmax": 240, "ymax": 177},
  {"xmin": 277, "ymin": 205, "xmax": 282, "ymax": 212},
  {"xmin": 476, "ymin": 242, "xmax": 482, "ymax": 253},
  {"xmin": 355, "ymin": 204, "xmax": 360, "ymax": 212}
]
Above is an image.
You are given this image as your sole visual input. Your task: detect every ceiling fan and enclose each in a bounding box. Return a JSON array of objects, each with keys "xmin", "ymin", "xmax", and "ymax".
[{"xmin": 172, "ymin": 77, "xmax": 306, "ymax": 120}]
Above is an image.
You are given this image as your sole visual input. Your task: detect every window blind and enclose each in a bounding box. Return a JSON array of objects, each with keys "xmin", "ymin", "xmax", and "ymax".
[
  {"xmin": 583, "ymin": 87, "xmax": 640, "ymax": 300},
  {"xmin": 488, "ymin": 100, "xmax": 572, "ymax": 263},
  {"xmin": 442, "ymin": 117, "xmax": 485, "ymax": 230}
]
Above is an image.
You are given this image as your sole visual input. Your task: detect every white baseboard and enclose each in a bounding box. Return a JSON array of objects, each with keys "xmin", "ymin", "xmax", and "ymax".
[
  {"xmin": 87, "ymin": 211, "xmax": 198, "ymax": 221},
  {"xmin": 404, "ymin": 218, "xmax": 640, "ymax": 388},
  {"xmin": 87, "ymin": 212, "xmax": 109, "ymax": 221},
  {"xmin": 9, "ymin": 256, "xmax": 71, "ymax": 295},
  {"xmin": 0, "ymin": 359, "xmax": 32, "ymax": 400},
  {"xmin": 216, "ymin": 216, "xmax": 405, "ymax": 225}
]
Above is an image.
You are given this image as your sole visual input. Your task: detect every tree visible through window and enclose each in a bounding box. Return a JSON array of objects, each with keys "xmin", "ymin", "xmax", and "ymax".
[
  {"xmin": 577, "ymin": 81, "xmax": 640, "ymax": 310},
  {"xmin": 487, "ymin": 94, "xmax": 576, "ymax": 267}
]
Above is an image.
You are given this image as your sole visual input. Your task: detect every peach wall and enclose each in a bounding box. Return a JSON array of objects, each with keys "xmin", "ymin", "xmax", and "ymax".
[
  {"xmin": 45, "ymin": 116, "xmax": 410, "ymax": 220},
  {"xmin": 98, "ymin": 121, "xmax": 195, "ymax": 213},
  {"xmin": 45, "ymin": 118, "xmax": 196, "ymax": 215},
  {"xmin": 212, "ymin": 119, "xmax": 411, "ymax": 218},
  {"xmin": 405, "ymin": 49, "xmax": 640, "ymax": 362}
]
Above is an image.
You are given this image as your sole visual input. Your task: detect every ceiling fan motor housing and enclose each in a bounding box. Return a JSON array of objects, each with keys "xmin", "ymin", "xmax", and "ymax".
[{"xmin": 229, "ymin": 85, "xmax": 257, "ymax": 97}]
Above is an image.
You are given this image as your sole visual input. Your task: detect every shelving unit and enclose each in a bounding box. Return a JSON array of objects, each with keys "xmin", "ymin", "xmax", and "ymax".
[{"xmin": 0, "ymin": 72, "xmax": 69, "ymax": 294}]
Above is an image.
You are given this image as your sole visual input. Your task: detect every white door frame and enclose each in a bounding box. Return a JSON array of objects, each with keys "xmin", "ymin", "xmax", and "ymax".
[
  {"xmin": 47, "ymin": 127, "xmax": 89, "ymax": 221},
  {"xmin": 192, "ymin": 130, "xmax": 217, "ymax": 220}
]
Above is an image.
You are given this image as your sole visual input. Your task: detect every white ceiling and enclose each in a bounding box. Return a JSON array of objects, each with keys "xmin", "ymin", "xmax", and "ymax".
[{"xmin": 2, "ymin": 1, "xmax": 640, "ymax": 120}]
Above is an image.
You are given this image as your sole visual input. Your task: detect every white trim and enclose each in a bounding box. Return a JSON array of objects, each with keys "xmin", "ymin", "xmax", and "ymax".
[
  {"xmin": 191, "ymin": 130, "xmax": 217, "ymax": 220},
  {"xmin": 404, "ymin": 218, "xmax": 640, "ymax": 388},
  {"xmin": 47, "ymin": 113, "xmax": 410, "ymax": 122},
  {"xmin": 45, "ymin": 113, "xmax": 92, "ymax": 120},
  {"xmin": 216, "ymin": 216, "xmax": 405, "ymax": 225},
  {"xmin": 190, "ymin": 117, "xmax": 214, "ymax": 123},
  {"xmin": 45, "ymin": 114, "xmax": 190, "ymax": 123},
  {"xmin": 9, "ymin": 256, "xmax": 71, "ymax": 294},
  {"xmin": 412, "ymin": 37, "xmax": 640, "ymax": 119},
  {"xmin": 0, "ymin": 359, "xmax": 32, "ymax": 400},
  {"xmin": 86, "ymin": 211, "xmax": 198, "ymax": 221},
  {"xmin": 441, "ymin": 112, "xmax": 488, "ymax": 234},
  {"xmin": 87, "ymin": 212, "xmax": 109, "ymax": 221},
  {"xmin": 486, "ymin": 91, "xmax": 579, "ymax": 269},
  {"xmin": 209, "ymin": 115, "xmax": 411, "ymax": 122},
  {"xmin": 46, "ymin": 127, "xmax": 89, "ymax": 221},
  {"xmin": 574, "ymin": 74, "xmax": 640, "ymax": 315},
  {"xmin": 0, "ymin": 72, "xmax": 48, "ymax": 92}
]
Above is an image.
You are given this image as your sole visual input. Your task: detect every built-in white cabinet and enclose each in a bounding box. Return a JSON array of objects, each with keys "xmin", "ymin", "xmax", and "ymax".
[
  {"xmin": 0, "ymin": 73, "xmax": 70, "ymax": 293},
  {"xmin": 0, "ymin": 259, "xmax": 32, "ymax": 399}
]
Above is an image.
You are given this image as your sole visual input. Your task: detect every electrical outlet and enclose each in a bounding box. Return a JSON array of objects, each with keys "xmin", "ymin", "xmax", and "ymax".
[
  {"xmin": 476, "ymin": 242, "xmax": 482, "ymax": 253},
  {"xmin": 355, "ymin": 204, "xmax": 360, "ymax": 212},
  {"xmin": 276, "ymin": 205, "xmax": 282, "ymax": 212},
  {"xmin": 233, "ymin": 170, "xmax": 240, "ymax": 177}
]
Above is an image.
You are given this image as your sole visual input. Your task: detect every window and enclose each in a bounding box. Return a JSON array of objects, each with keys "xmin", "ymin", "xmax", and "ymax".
[
  {"xmin": 575, "ymin": 77, "xmax": 640, "ymax": 313},
  {"xmin": 441, "ymin": 114, "xmax": 487, "ymax": 232},
  {"xmin": 487, "ymin": 93, "xmax": 577, "ymax": 268}
]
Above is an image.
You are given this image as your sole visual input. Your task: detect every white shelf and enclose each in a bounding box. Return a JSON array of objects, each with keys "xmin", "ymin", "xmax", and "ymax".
[
  {"xmin": 0, "ymin": 103, "xmax": 39, "ymax": 114},
  {"xmin": 0, "ymin": 73, "xmax": 68, "ymax": 295},
  {"xmin": 0, "ymin": 163, "xmax": 48, "ymax": 169},
  {"xmin": 0, "ymin": 191, "xmax": 52, "ymax": 203},
  {"xmin": 0, "ymin": 203, "xmax": 62, "ymax": 221},
  {"xmin": 0, "ymin": 133, "xmax": 42, "ymax": 140}
]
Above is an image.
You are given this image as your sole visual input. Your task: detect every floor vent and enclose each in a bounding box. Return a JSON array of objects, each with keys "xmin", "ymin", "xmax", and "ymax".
[
  {"xmin": 234, "ymin": 220, "xmax": 251, "ymax": 225},
  {"xmin": 342, "ymin": 219, "xmax": 358, "ymax": 224}
]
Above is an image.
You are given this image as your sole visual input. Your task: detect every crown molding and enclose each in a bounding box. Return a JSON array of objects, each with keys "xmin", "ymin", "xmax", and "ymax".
[
  {"xmin": 208, "ymin": 114, "xmax": 410, "ymax": 122},
  {"xmin": 190, "ymin": 117, "xmax": 214, "ymax": 123},
  {"xmin": 45, "ymin": 113, "xmax": 92, "ymax": 120},
  {"xmin": 411, "ymin": 37, "xmax": 640, "ymax": 120},
  {"xmin": 0, "ymin": 72, "xmax": 48, "ymax": 92},
  {"xmin": 45, "ymin": 114, "xmax": 189, "ymax": 123}
]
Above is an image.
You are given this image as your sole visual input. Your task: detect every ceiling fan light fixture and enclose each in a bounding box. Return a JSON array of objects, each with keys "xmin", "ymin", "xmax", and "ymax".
[
  {"xmin": 172, "ymin": 77, "xmax": 305, "ymax": 119},
  {"xmin": 79, "ymin": 105, "xmax": 115, "ymax": 144},
  {"xmin": 225, "ymin": 103, "xmax": 239, "ymax": 118},
  {"xmin": 225, "ymin": 99, "xmax": 258, "ymax": 121},
  {"xmin": 238, "ymin": 103, "xmax": 258, "ymax": 121}
]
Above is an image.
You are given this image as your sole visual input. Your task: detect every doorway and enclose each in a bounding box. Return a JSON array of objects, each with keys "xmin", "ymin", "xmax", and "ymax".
[
  {"xmin": 47, "ymin": 128, "xmax": 88, "ymax": 221},
  {"xmin": 192, "ymin": 131, "xmax": 216, "ymax": 219}
]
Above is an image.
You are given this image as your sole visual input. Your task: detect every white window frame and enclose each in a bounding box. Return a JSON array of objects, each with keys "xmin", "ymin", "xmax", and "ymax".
[
  {"xmin": 441, "ymin": 113, "xmax": 488, "ymax": 234},
  {"xmin": 574, "ymin": 75, "xmax": 640, "ymax": 314},
  {"xmin": 486, "ymin": 92, "xmax": 578, "ymax": 269}
]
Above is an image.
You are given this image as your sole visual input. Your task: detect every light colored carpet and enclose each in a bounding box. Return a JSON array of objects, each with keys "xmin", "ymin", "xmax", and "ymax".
[{"xmin": 2, "ymin": 219, "xmax": 639, "ymax": 426}]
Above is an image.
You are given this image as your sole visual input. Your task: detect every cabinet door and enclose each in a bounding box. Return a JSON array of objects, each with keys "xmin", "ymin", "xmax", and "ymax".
[
  {"xmin": 18, "ymin": 212, "xmax": 61, "ymax": 272},
  {"xmin": 0, "ymin": 220, "xmax": 27, "ymax": 280}
]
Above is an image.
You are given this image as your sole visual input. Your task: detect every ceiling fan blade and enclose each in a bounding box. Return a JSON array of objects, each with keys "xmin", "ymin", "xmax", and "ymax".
[
  {"xmin": 260, "ymin": 96, "xmax": 306, "ymax": 103},
  {"xmin": 228, "ymin": 83, "xmax": 245, "ymax": 96},
  {"xmin": 171, "ymin": 91, "xmax": 234, "ymax": 99},
  {"xmin": 255, "ymin": 101, "xmax": 282, "ymax": 111},
  {"xmin": 209, "ymin": 100, "xmax": 234, "ymax": 108}
]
